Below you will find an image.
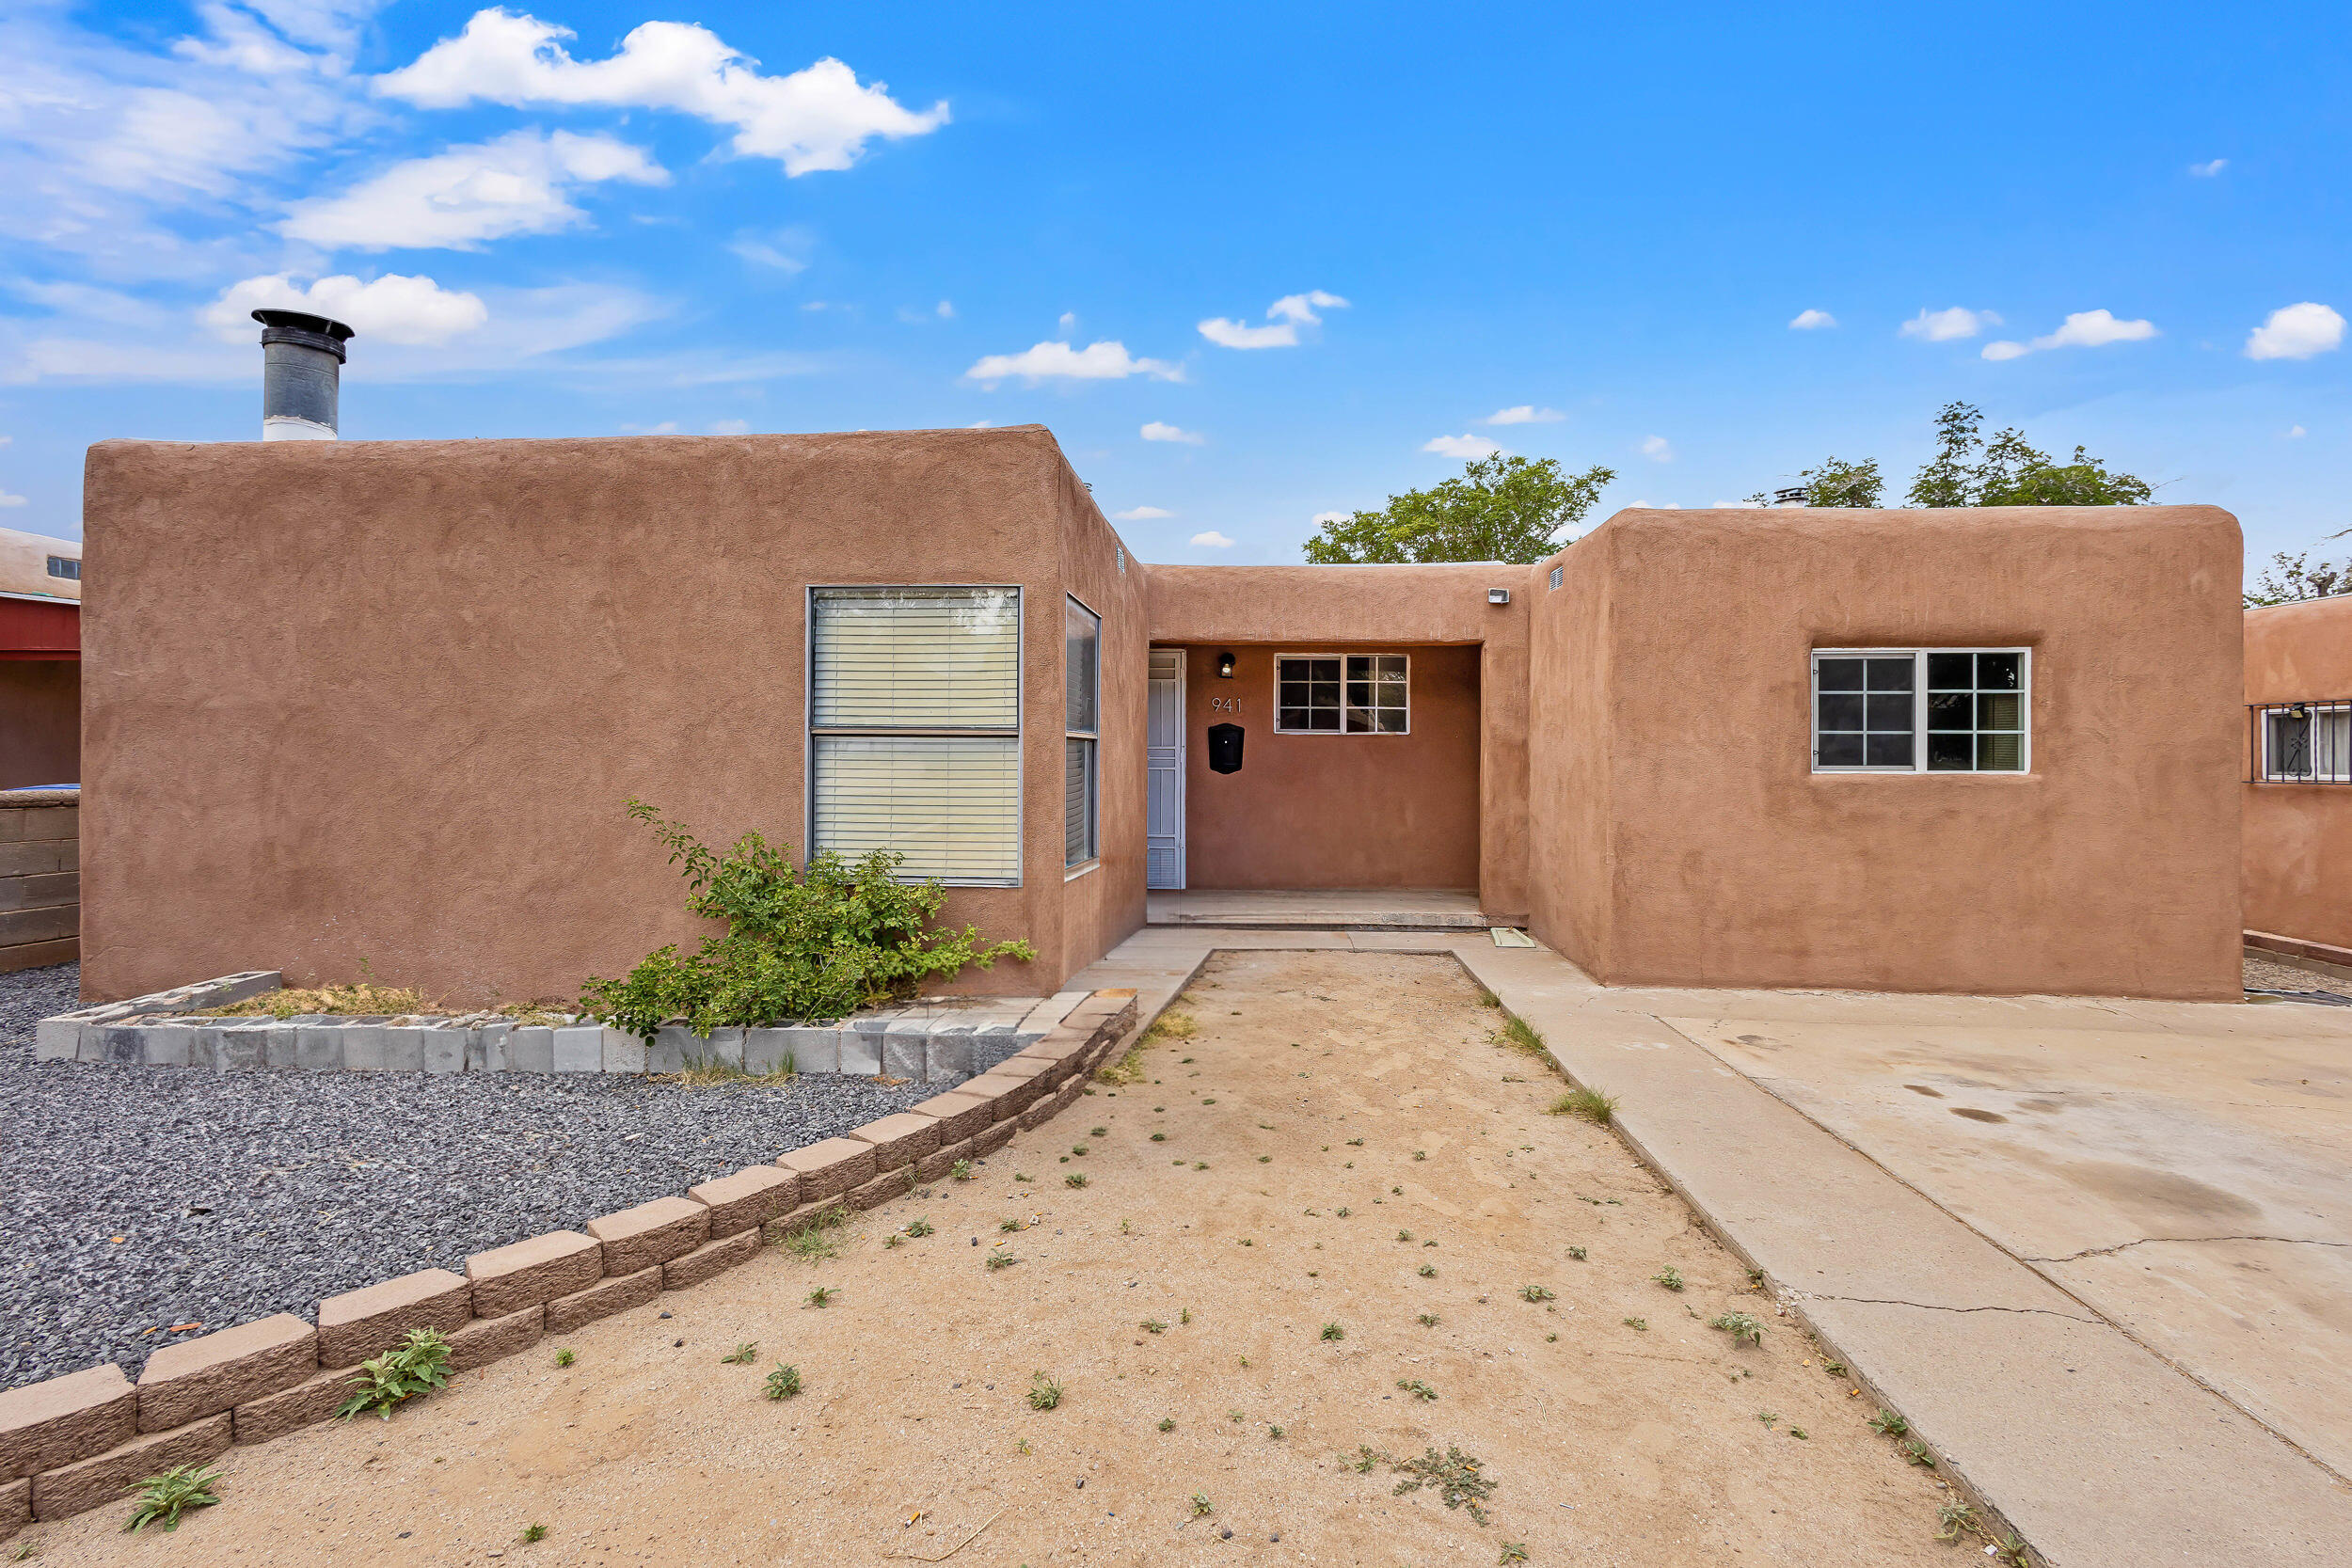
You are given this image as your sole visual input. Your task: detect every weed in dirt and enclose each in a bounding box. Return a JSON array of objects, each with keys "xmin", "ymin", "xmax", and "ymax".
[
  {"xmin": 554, "ymin": 1349, "xmax": 576, "ymax": 1368},
  {"xmin": 1026, "ymin": 1370, "xmax": 1063, "ymax": 1410},
  {"xmin": 780, "ymin": 1205, "xmax": 850, "ymax": 1263},
  {"xmin": 1336, "ymin": 1206, "xmax": 1351, "ymax": 1217},
  {"xmin": 1347, "ymin": 1137, "xmax": 1364, "ymax": 1147},
  {"xmin": 1151, "ymin": 1132, "xmax": 1168, "ymax": 1141},
  {"xmin": 1901, "ymin": 1440, "xmax": 1936, "ymax": 1468},
  {"xmin": 1477, "ymin": 987, "xmax": 1501, "ymax": 1008},
  {"xmin": 1396, "ymin": 1378, "xmax": 1438, "ymax": 1402},
  {"xmin": 1546, "ymin": 1332, "xmax": 1558, "ymax": 1342},
  {"xmin": 205, "ymin": 978, "xmax": 434, "ymax": 1020},
  {"xmin": 986, "ymin": 1251, "xmax": 1019, "ymax": 1271},
  {"xmin": 1520, "ymin": 1284, "xmax": 1555, "ymax": 1303},
  {"xmin": 1869, "ymin": 1409, "xmax": 1910, "ymax": 1438},
  {"xmin": 1268, "ymin": 1424, "xmax": 1285, "ymax": 1438},
  {"xmin": 121, "ymin": 1465, "xmax": 221, "ymax": 1533},
  {"xmin": 1746, "ymin": 1268, "xmax": 1766, "ymax": 1288},
  {"xmin": 764, "ymin": 1363, "xmax": 803, "ymax": 1400},
  {"xmin": 1384, "ymin": 1446, "xmax": 1498, "ymax": 1526},
  {"xmin": 1398, "ymin": 1229, "xmax": 1413, "ymax": 1242},
  {"xmin": 1500, "ymin": 1544, "xmax": 1529, "ymax": 1564},
  {"xmin": 951, "ymin": 1159, "xmax": 975, "ymax": 1180},
  {"xmin": 884, "ymin": 1233, "xmax": 904, "ymax": 1248},
  {"xmin": 1194, "ymin": 1162, "xmax": 1209, "ymax": 1170},
  {"xmin": 1496, "ymin": 1016, "xmax": 1549, "ymax": 1062},
  {"xmin": 1391, "ymin": 1185, "xmax": 1404, "ymax": 1195},
  {"xmin": 1412, "ymin": 1149, "xmax": 1427, "ymax": 1162},
  {"xmin": 1145, "ymin": 1010, "xmax": 1199, "ymax": 1044},
  {"xmin": 1229, "ymin": 1409, "xmax": 1245, "ymax": 1422},
  {"xmin": 521, "ymin": 1524, "xmax": 548, "ymax": 1543},
  {"xmin": 1066, "ymin": 1173, "xmax": 1089, "ymax": 1188},
  {"xmin": 805, "ymin": 1287, "xmax": 835, "ymax": 1307},
  {"xmin": 1653, "ymin": 1266, "xmax": 1686, "ymax": 1291},
  {"xmin": 1788, "ymin": 1426, "xmax": 1808, "ymax": 1439},
  {"xmin": 1822, "ymin": 1358, "xmax": 1847, "ymax": 1377},
  {"xmin": 1568, "ymin": 1245, "xmax": 1587, "ymax": 1261},
  {"xmin": 1711, "ymin": 1312, "xmax": 1764, "ymax": 1346},
  {"xmin": 1141, "ymin": 1320, "xmax": 1168, "ymax": 1334},
  {"xmin": 1072, "ymin": 1144, "xmax": 1089, "ymax": 1156},
  {"xmin": 1190, "ymin": 1493, "xmax": 1214, "ymax": 1517},
  {"xmin": 1201, "ymin": 1098, "xmax": 1217, "ymax": 1105},
  {"xmin": 1000, "ymin": 1217, "xmax": 1025, "ymax": 1231},
  {"xmin": 1257, "ymin": 1154, "xmax": 1271, "ymax": 1164},
  {"xmin": 1015, "ymin": 1173, "xmax": 1033, "ymax": 1182},
  {"xmin": 1757, "ymin": 1412, "xmax": 1778, "ymax": 1426},
  {"xmin": 1349, "ymin": 1447, "xmax": 1379, "ymax": 1474},
  {"xmin": 1157, "ymin": 1417, "xmax": 1175, "ymax": 1432},
  {"xmin": 1321, "ymin": 1322, "xmax": 1345, "ymax": 1341},
  {"xmin": 337, "ymin": 1328, "xmax": 451, "ymax": 1420},
  {"xmin": 1418, "ymin": 1263, "xmax": 1437, "ymax": 1277},
  {"xmin": 1418, "ymin": 1313, "xmax": 1440, "ymax": 1327},
  {"xmin": 1550, "ymin": 1085, "xmax": 1619, "ymax": 1123},
  {"xmin": 1181, "ymin": 1307, "xmax": 1192, "ymax": 1324},
  {"xmin": 721, "ymin": 1342, "xmax": 757, "ymax": 1364},
  {"xmin": 1624, "ymin": 1317, "xmax": 1647, "ymax": 1331},
  {"xmin": 906, "ymin": 1217, "xmax": 934, "ymax": 1237},
  {"xmin": 1935, "ymin": 1503, "xmax": 1978, "ymax": 1542}
]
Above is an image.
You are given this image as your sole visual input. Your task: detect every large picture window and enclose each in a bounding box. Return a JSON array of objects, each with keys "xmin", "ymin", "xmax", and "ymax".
[
  {"xmin": 1813, "ymin": 648, "xmax": 2029, "ymax": 773},
  {"xmin": 1275, "ymin": 654, "xmax": 1409, "ymax": 734},
  {"xmin": 809, "ymin": 587, "xmax": 1021, "ymax": 884},
  {"xmin": 1065, "ymin": 595, "xmax": 1100, "ymax": 867}
]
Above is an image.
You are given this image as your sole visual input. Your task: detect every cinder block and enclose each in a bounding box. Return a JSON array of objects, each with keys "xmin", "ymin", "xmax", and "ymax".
[
  {"xmin": 776, "ymin": 1137, "xmax": 876, "ymax": 1202},
  {"xmin": 211, "ymin": 1021, "xmax": 267, "ymax": 1071},
  {"xmin": 464, "ymin": 1231, "xmax": 602, "ymax": 1318},
  {"xmin": 294, "ymin": 1025, "xmax": 346, "ymax": 1072},
  {"xmin": 683, "ymin": 1027, "xmax": 744, "ymax": 1070},
  {"xmin": 378, "ymin": 1025, "xmax": 429, "ymax": 1072},
  {"xmin": 910, "ymin": 1089, "xmax": 993, "ymax": 1145},
  {"xmin": 506, "ymin": 1025, "xmax": 554, "ymax": 1073},
  {"xmin": 467, "ymin": 1022, "xmax": 512, "ymax": 1073},
  {"xmin": 882, "ymin": 1024, "xmax": 930, "ymax": 1082},
  {"xmin": 0, "ymin": 1365, "xmax": 135, "ymax": 1481},
  {"xmin": 315, "ymin": 1269, "xmax": 471, "ymax": 1370},
  {"xmin": 447, "ymin": 1305, "xmax": 543, "ymax": 1372},
  {"xmin": 232, "ymin": 1370, "xmax": 354, "ymax": 1447},
  {"xmin": 585, "ymin": 1196, "xmax": 709, "ymax": 1275},
  {"xmin": 32, "ymin": 1413, "xmax": 230, "ymax": 1523},
  {"xmin": 545, "ymin": 1264, "xmax": 661, "ymax": 1335},
  {"xmin": 138, "ymin": 1026, "xmax": 192, "ymax": 1068},
  {"xmin": 420, "ymin": 1026, "xmax": 464, "ymax": 1075},
  {"xmin": 663, "ymin": 1228, "xmax": 759, "ymax": 1290},
  {"xmin": 135, "ymin": 1314, "xmax": 315, "ymax": 1433},
  {"xmin": 926, "ymin": 1024, "xmax": 976, "ymax": 1080},
  {"xmin": 601, "ymin": 1027, "xmax": 646, "ymax": 1074},
  {"xmin": 837, "ymin": 1028, "xmax": 882, "ymax": 1076},
  {"xmin": 89, "ymin": 1026, "xmax": 141, "ymax": 1066},
  {"xmin": 31, "ymin": 1018, "xmax": 79, "ymax": 1060},
  {"xmin": 341, "ymin": 1024, "xmax": 388, "ymax": 1070},
  {"xmin": 781, "ymin": 1025, "xmax": 838, "ymax": 1074},
  {"xmin": 847, "ymin": 1112, "xmax": 939, "ymax": 1171},
  {"xmin": 261, "ymin": 1023, "xmax": 302, "ymax": 1069},
  {"xmin": 648, "ymin": 1025, "xmax": 694, "ymax": 1075},
  {"xmin": 687, "ymin": 1166, "xmax": 800, "ymax": 1238},
  {"xmin": 847, "ymin": 1164, "xmax": 915, "ymax": 1211},
  {"xmin": 742, "ymin": 1027, "xmax": 795, "ymax": 1075},
  {"xmin": 551, "ymin": 1025, "xmax": 603, "ymax": 1072}
]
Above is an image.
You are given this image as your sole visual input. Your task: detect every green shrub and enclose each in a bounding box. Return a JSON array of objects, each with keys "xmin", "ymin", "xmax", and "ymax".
[
  {"xmin": 337, "ymin": 1329, "xmax": 451, "ymax": 1420},
  {"xmin": 579, "ymin": 800, "xmax": 1036, "ymax": 1039},
  {"xmin": 122, "ymin": 1465, "xmax": 221, "ymax": 1532}
]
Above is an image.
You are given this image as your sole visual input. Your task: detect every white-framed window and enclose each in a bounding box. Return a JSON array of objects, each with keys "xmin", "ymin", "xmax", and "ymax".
[
  {"xmin": 1812, "ymin": 648, "xmax": 2029, "ymax": 773},
  {"xmin": 1065, "ymin": 594, "xmax": 1100, "ymax": 867},
  {"xmin": 1275, "ymin": 654, "xmax": 1409, "ymax": 734},
  {"xmin": 2256, "ymin": 702, "xmax": 2352, "ymax": 783},
  {"xmin": 808, "ymin": 586, "xmax": 1022, "ymax": 885}
]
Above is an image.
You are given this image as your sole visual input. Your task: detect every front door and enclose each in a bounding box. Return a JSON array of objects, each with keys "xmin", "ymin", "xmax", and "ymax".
[{"xmin": 1147, "ymin": 648, "xmax": 1185, "ymax": 888}]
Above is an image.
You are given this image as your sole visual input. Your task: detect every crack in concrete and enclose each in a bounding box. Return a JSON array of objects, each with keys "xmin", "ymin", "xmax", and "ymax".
[
  {"xmin": 1790, "ymin": 1291, "xmax": 2100, "ymax": 1323},
  {"xmin": 2026, "ymin": 1234, "xmax": 2352, "ymax": 1263}
]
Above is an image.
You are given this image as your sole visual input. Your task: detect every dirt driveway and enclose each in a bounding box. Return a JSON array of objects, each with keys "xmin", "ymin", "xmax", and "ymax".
[{"xmin": 34, "ymin": 951, "xmax": 1957, "ymax": 1566}]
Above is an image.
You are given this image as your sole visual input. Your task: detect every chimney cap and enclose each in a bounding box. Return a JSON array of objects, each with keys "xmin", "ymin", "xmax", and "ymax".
[{"xmin": 253, "ymin": 309, "xmax": 355, "ymax": 362}]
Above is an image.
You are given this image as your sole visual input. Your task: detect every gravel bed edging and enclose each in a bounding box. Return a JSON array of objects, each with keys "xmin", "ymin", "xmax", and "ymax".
[{"xmin": 0, "ymin": 989, "xmax": 1137, "ymax": 1537}]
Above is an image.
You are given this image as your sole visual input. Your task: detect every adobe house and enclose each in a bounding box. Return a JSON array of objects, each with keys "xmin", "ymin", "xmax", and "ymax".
[
  {"xmin": 74, "ymin": 317, "xmax": 2247, "ymax": 1006},
  {"xmin": 0, "ymin": 525, "xmax": 82, "ymax": 790},
  {"xmin": 2244, "ymin": 594, "xmax": 2352, "ymax": 963}
]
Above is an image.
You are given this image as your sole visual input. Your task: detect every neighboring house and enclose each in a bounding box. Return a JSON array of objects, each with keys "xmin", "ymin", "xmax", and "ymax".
[
  {"xmin": 0, "ymin": 526, "xmax": 81, "ymax": 790},
  {"xmin": 2244, "ymin": 594, "xmax": 2352, "ymax": 961},
  {"xmin": 77, "ymin": 429, "xmax": 2245, "ymax": 1006}
]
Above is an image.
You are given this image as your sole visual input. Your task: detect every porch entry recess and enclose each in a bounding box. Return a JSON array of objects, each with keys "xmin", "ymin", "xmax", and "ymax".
[{"xmin": 1147, "ymin": 648, "xmax": 1185, "ymax": 888}]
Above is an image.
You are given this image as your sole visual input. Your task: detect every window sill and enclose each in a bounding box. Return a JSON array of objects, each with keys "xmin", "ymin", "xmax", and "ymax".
[{"xmin": 1064, "ymin": 859, "xmax": 1101, "ymax": 882}]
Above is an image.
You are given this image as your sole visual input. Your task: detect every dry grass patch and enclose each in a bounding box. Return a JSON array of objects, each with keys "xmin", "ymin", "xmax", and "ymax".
[{"xmin": 206, "ymin": 980, "xmax": 439, "ymax": 1019}]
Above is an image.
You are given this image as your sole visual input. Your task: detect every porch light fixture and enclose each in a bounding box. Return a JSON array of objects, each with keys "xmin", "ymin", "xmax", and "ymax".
[
  {"xmin": 2289, "ymin": 703, "xmax": 2311, "ymax": 719},
  {"xmin": 1216, "ymin": 650, "xmax": 1236, "ymax": 678},
  {"xmin": 1487, "ymin": 588, "xmax": 1511, "ymax": 605}
]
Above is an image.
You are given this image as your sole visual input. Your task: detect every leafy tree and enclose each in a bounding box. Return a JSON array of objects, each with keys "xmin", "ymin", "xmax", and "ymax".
[
  {"xmin": 1304, "ymin": 453, "xmax": 1616, "ymax": 564},
  {"xmin": 1905, "ymin": 401, "xmax": 2152, "ymax": 507},
  {"xmin": 1749, "ymin": 457, "xmax": 1883, "ymax": 508},
  {"xmin": 2246, "ymin": 551, "xmax": 2351, "ymax": 608}
]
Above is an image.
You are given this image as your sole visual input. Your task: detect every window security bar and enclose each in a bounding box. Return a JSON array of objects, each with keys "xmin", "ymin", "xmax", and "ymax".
[{"xmin": 2251, "ymin": 701, "xmax": 2352, "ymax": 784}]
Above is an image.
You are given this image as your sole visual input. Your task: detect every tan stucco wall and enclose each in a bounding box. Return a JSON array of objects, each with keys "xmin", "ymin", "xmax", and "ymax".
[
  {"xmin": 1528, "ymin": 506, "xmax": 2245, "ymax": 999},
  {"xmin": 1057, "ymin": 467, "xmax": 1149, "ymax": 980},
  {"xmin": 2244, "ymin": 594, "xmax": 2352, "ymax": 951},
  {"xmin": 1173, "ymin": 643, "xmax": 1479, "ymax": 891},
  {"xmin": 81, "ymin": 427, "xmax": 1141, "ymax": 1006},
  {"xmin": 0, "ymin": 527, "xmax": 79, "ymax": 601},
  {"xmin": 1146, "ymin": 564, "xmax": 1529, "ymax": 920},
  {"xmin": 0, "ymin": 660, "xmax": 79, "ymax": 789},
  {"xmin": 1525, "ymin": 538, "xmax": 1613, "ymax": 973}
]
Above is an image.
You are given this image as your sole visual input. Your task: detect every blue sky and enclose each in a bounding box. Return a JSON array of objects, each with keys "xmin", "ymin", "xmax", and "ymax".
[{"xmin": 2, "ymin": 2, "xmax": 2346, "ymax": 567}]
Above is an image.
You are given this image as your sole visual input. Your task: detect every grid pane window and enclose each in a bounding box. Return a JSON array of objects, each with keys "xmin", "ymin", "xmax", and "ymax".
[
  {"xmin": 1065, "ymin": 596, "xmax": 1100, "ymax": 865},
  {"xmin": 1276, "ymin": 655, "xmax": 1409, "ymax": 734},
  {"xmin": 809, "ymin": 587, "xmax": 1021, "ymax": 885},
  {"xmin": 2259, "ymin": 704, "xmax": 2352, "ymax": 783},
  {"xmin": 1814, "ymin": 648, "xmax": 2029, "ymax": 774}
]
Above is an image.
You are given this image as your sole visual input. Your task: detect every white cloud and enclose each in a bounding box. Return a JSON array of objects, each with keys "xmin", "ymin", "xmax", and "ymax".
[
  {"xmin": 2246, "ymin": 302, "xmax": 2345, "ymax": 361},
  {"xmin": 202, "ymin": 272, "xmax": 489, "ymax": 344},
  {"xmin": 2287, "ymin": 424, "xmax": 2307, "ymax": 438},
  {"xmin": 1189, "ymin": 531, "xmax": 1234, "ymax": 548},
  {"xmin": 1640, "ymin": 436, "xmax": 1673, "ymax": 462},
  {"xmin": 2188, "ymin": 158, "xmax": 2228, "ymax": 177},
  {"xmin": 935, "ymin": 300, "xmax": 954, "ymax": 319},
  {"xmin": 1788, "ymin": 309, "xmax": 1836, "ymax": 330},
  {"xmin": 962, "ymin": 341, "xmax": 1183, "ymax": 385},
  {"xmin": 0, "ymin": 491, "xmax": 24, "ymax": 508},
  {"xmin": 1899, "ymin": 307, "xmax": 1999, "ymax": 341},
  {"xmin": 377, "ymin": 10, "xmax": 946, "ymax": 174},
  {"xmin": 710, "ymin": 418, "xmax": 751, "ymax": 436},
  {"xmin": 1311, "ymin": 510, "xmax": 1348, "ymax": 525},
  {"xmin": 282, "ymin": 128, "xmax": 665, "ymax": 251},
  {"xmin": 730, "ymin": 230, "xmax": 809, "ymax": 273},
  {"xmin": 1057, "ymin": 311, "xmax": 1078, "ymax": 337},
  {"xmin": 1981, "ymin": 309, "xmax": 2159, "ymax": 361},
  {"xmin": 1199, "ymin": 289, "xmax": 1347, "ymax": 349},
  {"xmin": 1422, "ymin": 434, "xmax": 1502, "ymax": 459},
  {"xmin": 1113, "ymin": 506, "xmax": 1172, "ymax": 520},
  {"xmin": 1711, "ymin": 499, "xmax": 1762, "ymax": 509},
  {"xmin": 1482, "ymin": 405, "xmax": 1564, "ymax": 425},
  {"xmin": 1140, "ymin": 420, "xmax": 1204, "ymax": 444},
  {"xmin": 622, "ymin": 420, "xmax": 680, "ymax": 435}
]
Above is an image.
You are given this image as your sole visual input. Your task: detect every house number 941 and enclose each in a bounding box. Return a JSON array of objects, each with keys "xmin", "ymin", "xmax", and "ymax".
[{"xmin": 1210, "ymin": 696, "xmax": 1240, "ymax": 712}]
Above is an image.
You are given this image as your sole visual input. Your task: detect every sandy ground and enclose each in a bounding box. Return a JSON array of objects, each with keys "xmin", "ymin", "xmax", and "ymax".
[{"xmin": 33, "ymin": 951, "xmax": 1962, "ymax": 1566}]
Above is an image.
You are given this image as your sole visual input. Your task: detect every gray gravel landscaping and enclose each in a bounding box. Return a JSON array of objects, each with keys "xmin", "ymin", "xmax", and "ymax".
[{"xmin": 0, "ymin": 962, "xmax": 939, "ymax": 1392}]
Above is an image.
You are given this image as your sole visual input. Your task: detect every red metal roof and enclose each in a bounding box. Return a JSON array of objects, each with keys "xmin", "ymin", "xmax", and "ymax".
[{"xmin": 0, "ymin": 593, "xmax": 78, "ymax": 658}]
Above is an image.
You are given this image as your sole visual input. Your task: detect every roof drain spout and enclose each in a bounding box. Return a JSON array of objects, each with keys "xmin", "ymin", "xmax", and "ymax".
[{"xmin": 253, "ymin": 309, "xmax": 355, "ymax": 441}]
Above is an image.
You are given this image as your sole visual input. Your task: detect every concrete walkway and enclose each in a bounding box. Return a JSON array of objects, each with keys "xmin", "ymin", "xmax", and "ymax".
[
  {"xmin": 1073, "ymin": 927, "xmax": 2352, "ymax": 1568},
  {"xmin": 1144, "ymin": 887, "xmax": 1488, "ymax": 927}
]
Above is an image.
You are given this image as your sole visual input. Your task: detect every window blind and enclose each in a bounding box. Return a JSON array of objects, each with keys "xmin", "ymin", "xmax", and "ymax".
[
  {"xmin": 811, "ymin": 588, "xmax": 1020, "ymax": 730},
  {"xmin": 811, "ymin": 735, "xmax": 1021, "ymax": 884}
]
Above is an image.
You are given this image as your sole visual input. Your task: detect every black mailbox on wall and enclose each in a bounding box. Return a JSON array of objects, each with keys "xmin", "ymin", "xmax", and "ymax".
[{"xmin": 1206, "ymin": 722, "xmax": 1244, "ymax": 775}]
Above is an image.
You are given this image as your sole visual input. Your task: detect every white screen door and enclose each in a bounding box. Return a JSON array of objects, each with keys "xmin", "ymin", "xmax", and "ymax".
[{"xmin": 1147, "ymin": 648, "xmax": 1185, "ymax": 888}]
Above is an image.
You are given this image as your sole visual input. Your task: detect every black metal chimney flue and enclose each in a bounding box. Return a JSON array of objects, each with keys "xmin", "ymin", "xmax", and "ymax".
[{"xmin": 252, "ymin": 309, "xmax": 355, "ymax": 441}]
